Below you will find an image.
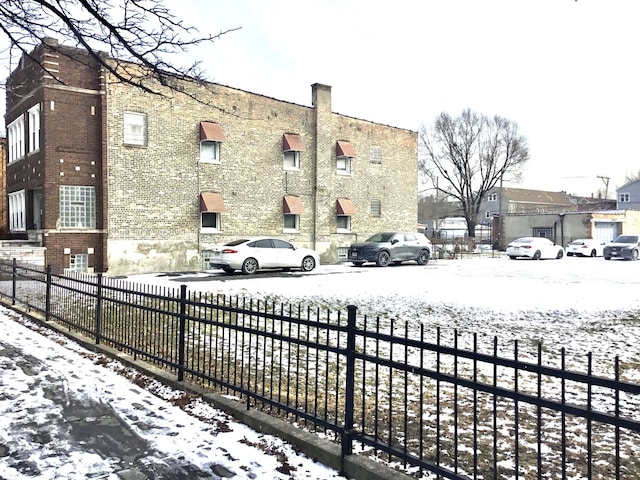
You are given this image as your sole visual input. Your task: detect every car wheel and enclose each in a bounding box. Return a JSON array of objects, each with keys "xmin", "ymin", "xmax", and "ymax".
[
  {"xmin": 376, "ymin": 251, "xmax": 391, "ymax": 267},
  {"xmin": 241, "ymin": 257, "xmax": 259, "ymax": 274},
  {"xmin": 222, "ymin": 267, "xmax": 235, "ymax": 274},
  {"xmin": 301, "ymin": 255, "xmax": 316, "ymax": 272},
  {"xmin": 633, "ymin": 250, "xmax": 639, "ymax": 261},
  {"xmin": 567, "ymin": 252, "xmax": 573, "ymax": 257},
  {"xmin": 533, "ymin": 250, "xmax": 541, "ymax": 260},
  {"xmin": 604, "ymin": 256, "xmax": 611, "ymax": 260},
  {"xmin": 509, "ymin": 256, "xmax": 517, "ymax": 260},
  {"xmin": 416, "ymin": 249, "xmax": 430, "ymax": 265},
  {"xmin": 556, "ymin": 250, "xmax": 564, "ymax": 259},
  {"xmin": 352, "ymin": 262, "xmax": 364, "ymax": 267},
  {"xmin": 590, "ymin": 249, "xmax": 597, "ymax": 257}
]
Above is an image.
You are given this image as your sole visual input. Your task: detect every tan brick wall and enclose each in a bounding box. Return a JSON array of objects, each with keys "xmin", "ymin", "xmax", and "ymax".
[{"xmin": 104, "ymin": 72, "xmax": 418, "ymax": 275}]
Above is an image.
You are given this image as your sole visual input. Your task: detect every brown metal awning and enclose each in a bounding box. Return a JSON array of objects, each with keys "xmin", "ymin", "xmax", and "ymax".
[
  {"xmin": 200, "ymin": 122, "xmax": 226, "ymax": 142},
  {"xmin": 336, "ymin": 197, "xmax": 357, "ymax": 215},
  {"xmin": 336, "ymin": 140, "xmax": 356, "ymax": 157},
  {"xmin": 200, "ymin": 192, "xmax": 225, "ymax": 212},
  {"xmin": 283, "ymin": 195, "xmax": 304, "ymax": 214},
  {"xmin": 283, "ymin": 133, "xmax": 305, "ymax": 151}
]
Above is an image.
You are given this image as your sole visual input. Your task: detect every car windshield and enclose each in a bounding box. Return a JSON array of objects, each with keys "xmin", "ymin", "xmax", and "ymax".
[
  {"xmin": 366, "ymin": 232, "xmax": 395, "ymax": 242},
  {"xmin": 613, "ymin": 235, "xmax": 639, "ymax": 243},
  {"xmin": 224, "ymin": 239, "xmax": 250, "ymax": 246}
]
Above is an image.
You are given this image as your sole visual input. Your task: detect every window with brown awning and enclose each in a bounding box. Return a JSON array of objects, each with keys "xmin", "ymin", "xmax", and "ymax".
[
  {"xmin": 283, "ymin": 195, "xmax": 304, "ymax": 214},
  {"xmin": 336, "ymin": 197, "xmax": 357, "ymax": 215},
  {"xmin": 283, "ymin": 133, "xmax": 305, "ymax": 151},
  {"xmin": 336, "ymin": 140, "xmax": 356, "ymax": 157},
  {"xmin": 200, "ymin": 122, "xmax": 226, "ymax": 142},
  {"xmin": 200, "ymin": 192, "xmax": 225, "ymax": 212}
]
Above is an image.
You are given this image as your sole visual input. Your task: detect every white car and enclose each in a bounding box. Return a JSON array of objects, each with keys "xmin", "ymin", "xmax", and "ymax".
[
  {"xmin": 506, "ymin": 237, "xmax": 564, "ymax": 260},
  {"xmin": 210, "ymin": 237, "xmax": 319, "ymax": 274},
  {"xmin": 566, "ymin": 238, "xmax": 606, "ymax": 257}
]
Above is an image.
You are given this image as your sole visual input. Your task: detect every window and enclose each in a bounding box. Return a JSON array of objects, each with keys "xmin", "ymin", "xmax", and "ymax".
[
  {"xmin": 124, "ymin": 112, "xmax": 147, "ymax": 146},
  {"xmin": 28, "ymin": 104, "xmax": 41, "ymax": 153},
  {"xmin": 532, "ymin": 227, "xmax": 553, "ymax": 239},
  {"xmin": 488, "ymin": 192, "xmax": 498, "ymax": 202},
  {"xmin": 200, "ymin": 141, "xmax": 220, "ymax": 163},
  {"xmin": 7, "ymin": 115, "xmax": 25, "ymax": 163},
  {"xmin": 201, "ymin": 212, "xmax": 220, "ymax": 231},
  {"xmin": 199, "ymin": 122, "xmax": 225, "ymax": 163},
  {"xmin": 336, "ymin": 156, "xmax": 352, "ymax": 175},
  {"xmin": 283, "ymin": 151, "xmax": 300, "ymax": 170},
  {"xmin": 485, "ymin": 210, "xmax": 492, "ymax": 219},
  {"xmin": 8, "ymin": 190, "xmax": 26, "ymax": 232},
  {"xmin": 337, "ymin": 247, "xmax": 348, "ymax": 261},
  {"xmin": 202, "ymin": 250, "xmax": 215, "ymax": 269},
  {"xmin": 69, "ymin": 254, "xmax": 88, "ymax": 272},
  {"xmin": 336, "ymin": 140, "xmax": 356, "ymax": 175},
  {"xmin": 337, "ymin": 215, "xmax": 351, "ymax": 232},
  {"xmin": 370, "ymin": 199, "xmax": 382, "ymax": 217},
  {"xmin": 619, "ymin": 192, "xmax": 630, "ymax": 203},
  {"xmin": 60, "ymin": 186, "xmax": 96, "ymax": 229},
  {"xmin": 370, "ymin": 146, "xmax": 382, "ymax": 164},
  {"xmin": 284, "ymin": 214, "xmax": 299, "ymax": 232}
]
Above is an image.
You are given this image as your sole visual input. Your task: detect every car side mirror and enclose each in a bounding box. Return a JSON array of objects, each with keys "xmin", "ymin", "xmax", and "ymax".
[{"xmin": 391, "ymin": 239, "xmax": 398, "ymax": 245}]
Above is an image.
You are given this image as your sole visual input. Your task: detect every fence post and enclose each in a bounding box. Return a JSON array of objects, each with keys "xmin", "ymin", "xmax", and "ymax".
[
  {"xmin": 11, "ymin": 258, "xmax": 16, "ymax": 305},
  {"xmin": 95, "ymin": 273, "xmax": 103, "ymax": 344},
  {"xmin": 45, "ymin": 265, "xmax": 52, "ymax": 322},
  {"xmin": 177, "ymin": 284, "xmax": 187, "ymax": 382},
  {"xmin": 342, "ymin": 304, "xmax": 357, "ymax": 459}
]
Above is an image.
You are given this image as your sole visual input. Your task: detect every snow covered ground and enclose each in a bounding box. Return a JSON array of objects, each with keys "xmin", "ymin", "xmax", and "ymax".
[{"xmin": 2, "ymin": 254, "xmax": 639, "ymax": 479}]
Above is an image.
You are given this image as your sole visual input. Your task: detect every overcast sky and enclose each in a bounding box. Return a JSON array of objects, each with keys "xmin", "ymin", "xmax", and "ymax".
[
  {"xmin": 176, "ymin": 0, "xmax": 639, "ymax": 197},
  {"xmin": 3, "ymin": 1, "xmax": 638, "ymax": 198}
]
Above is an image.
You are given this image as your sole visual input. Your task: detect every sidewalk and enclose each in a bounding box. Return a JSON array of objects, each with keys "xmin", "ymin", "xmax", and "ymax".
[{"xmin": 0, "ymin": 309, "xmax": 346, "ymax": 480}]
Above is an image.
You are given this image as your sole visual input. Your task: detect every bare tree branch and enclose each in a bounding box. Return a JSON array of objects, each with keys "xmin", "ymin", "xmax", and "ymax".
[
  {"xmin": 420, "ymin": 109, "xmax": 529, "ymax": 237},
  {"xmin": 0, "ymin": 0, "xmax": 240, "ymax": 101}
]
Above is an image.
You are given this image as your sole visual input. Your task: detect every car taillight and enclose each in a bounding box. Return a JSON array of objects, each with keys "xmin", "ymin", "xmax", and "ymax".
[
  {"xmin": 221, "ymin": 248, "xmax": 238, "ymax": 254},
  {"xmin": 523, "ymin": 245, "xmax": 531, "ymax": 249}
]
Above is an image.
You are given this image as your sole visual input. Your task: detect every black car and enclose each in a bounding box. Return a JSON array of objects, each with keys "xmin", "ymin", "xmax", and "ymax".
[
  {"xmin": 348, "ymin": 232, "xmax": 432, "ymax": 267},
  {"xmin": 603, "ymin": 234, "xmax": 640, "ymax": 260}
]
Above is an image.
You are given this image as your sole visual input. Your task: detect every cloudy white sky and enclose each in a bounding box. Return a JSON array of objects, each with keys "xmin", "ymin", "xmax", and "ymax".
[
  {"xmin": 176, "ymin": 0, "xmax": 639, "ymax": 197},
  {"xmin": 2, "ymin": 1, "xmax": 638, "ymax": 197}
]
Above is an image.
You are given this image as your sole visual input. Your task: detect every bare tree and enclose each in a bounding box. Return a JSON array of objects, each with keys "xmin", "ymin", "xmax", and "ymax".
[
  {"xmin": 0, "ymin": 0, "xmax": 239, "ymax": 97},
  {"xmin": 419, "ymin": 109, "xmax": 529, "ymax": 237}
]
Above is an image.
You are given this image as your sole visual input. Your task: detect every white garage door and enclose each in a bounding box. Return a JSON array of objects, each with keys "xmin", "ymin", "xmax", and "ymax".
[{"xmin": 593, "ymin": 222, "xmax": 620, "ymax": 242}]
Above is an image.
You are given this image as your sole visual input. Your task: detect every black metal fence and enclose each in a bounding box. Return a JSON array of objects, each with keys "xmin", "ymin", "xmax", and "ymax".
[{"xmin": 1, "ymin": 259, "xmax": 639, "ymax": 480}]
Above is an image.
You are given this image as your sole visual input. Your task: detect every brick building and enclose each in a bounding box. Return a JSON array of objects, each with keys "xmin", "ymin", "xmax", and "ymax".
[{"xmin": 5, "ymin": 39, "xmax": 418, "ymax": 275}]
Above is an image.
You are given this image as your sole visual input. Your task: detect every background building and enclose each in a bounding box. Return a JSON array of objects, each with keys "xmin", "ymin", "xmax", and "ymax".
[{"xmin": 5, "ymin": 39, "xmax": 418, "ymax": 275}]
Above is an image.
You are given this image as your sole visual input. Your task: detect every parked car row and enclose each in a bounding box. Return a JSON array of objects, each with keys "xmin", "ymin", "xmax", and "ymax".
[{"xmin": 207, "ymin": 231, "xmax": 640, "ymax": 275}]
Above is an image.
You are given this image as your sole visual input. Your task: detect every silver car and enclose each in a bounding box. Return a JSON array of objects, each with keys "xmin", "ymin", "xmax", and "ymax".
[{"xmin": 348, "ymin": 232, "xmax": 432, "ymax": 267}]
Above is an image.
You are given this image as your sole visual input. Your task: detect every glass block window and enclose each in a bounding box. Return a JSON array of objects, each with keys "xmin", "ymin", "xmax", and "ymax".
[
  {"xmin": 60, "ymin": 186, "xmax": 96, "ymax": 229},
  {"xmin": 370, "ymin": 199, "xmax": 382, "ymax": 217},
  {"xmin": 370, "ymin": 146, "xmax": 382, "ymax": 164},
  {"xmin": 70, "ymin": 254, "xmax": 88, "ymax": 272}
]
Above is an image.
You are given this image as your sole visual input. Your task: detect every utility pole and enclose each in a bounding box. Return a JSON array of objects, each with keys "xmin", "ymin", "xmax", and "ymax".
[{"xmin": 597, "ymin": 175, "xmax": 610, "ymax": 199}]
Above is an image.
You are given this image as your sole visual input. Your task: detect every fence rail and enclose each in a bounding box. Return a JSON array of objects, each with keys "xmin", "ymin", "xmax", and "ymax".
[{"xmin": 1, "ymin": 259, "xmax": 639, "ymax": 480}]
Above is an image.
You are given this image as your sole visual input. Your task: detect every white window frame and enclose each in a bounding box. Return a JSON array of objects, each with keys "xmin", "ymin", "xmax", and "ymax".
[
  {"xmin": 124, "ymin": 112, "xmax": 147, "ymax": 146},
  {"xmin": 485, "ymin": 210, "xmax": 492, "ymax": 219},
  {"xmin": 200, "ymin": 140, "xmax": 221, "ymax": 163},
  {"xmin": 337, "ymin": 215, "xmax": 351, "ymax": 232},
  {"xmin": 370, "ymin": 199, "xmax": 382, "ymax": 217},
  {"xmin": 283, "ymin": 213, "xmax": 300, "ymax": 232},
  {"xmin": 200, "ymin": 212, "xmax": 221, "ymax": 232},
  {"xmin": 619, "ymin": 192, "xmax": 630, "ymax": 203},
  {"xmin": 488, "ymin": 192, "xmax": 498, "ymax": 202},
  {"xmin": 60, "ymin": 186, "xmax": 96, "ymax": 229},
  {"xmin": 28, "ymin": 104, "xmax": 41, "ymax": 153},
  {"xmin": 336, "ymin": 156, "xmax": 352, "ymax": 175},
  {"xmin": 69, "ymin": 254, "xmax": 88, "ymax": 272},
  {"xmin": 283, "ymin": 151, "xmax": 300, "ymax": 170},
  {"xmin": 370, "ymin": 146, "xmax": 382, "ymax": 164},
  {"xmin": 8, "ymin": 190, "xmax": 26, "ymax": 232},
  {"xmin": 8, "ymin": 115, "xmax": 25, "ymax": 163}
]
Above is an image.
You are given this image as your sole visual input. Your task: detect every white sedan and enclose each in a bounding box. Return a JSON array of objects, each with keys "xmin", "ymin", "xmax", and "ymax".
[
  {"xmin": 506, "ymin": 237, "xmax": 565, "ymax": 260},
  {"xmin": 210, "ymin": 237, "xmax": 319, "ymax": 274},
  {"xmin": 566, "ymin": 238, "xmax": 606, "ymax": 257}
]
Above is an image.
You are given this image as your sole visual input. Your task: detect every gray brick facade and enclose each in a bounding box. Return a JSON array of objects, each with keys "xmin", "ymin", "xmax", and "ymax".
[{"xmin": 5, "ymin": 40, "xmax": 418, "ymax": 275}]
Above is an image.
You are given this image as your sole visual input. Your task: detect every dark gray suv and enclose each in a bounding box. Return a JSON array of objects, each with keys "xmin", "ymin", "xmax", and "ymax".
[
  {"xmin": 603, "ymin": 234, "xmax": 640, "ymax": 260},
  {"xmin": 348, "ymin": 232, "xmax": 432, "ymax": 267}
]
